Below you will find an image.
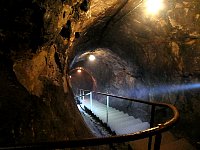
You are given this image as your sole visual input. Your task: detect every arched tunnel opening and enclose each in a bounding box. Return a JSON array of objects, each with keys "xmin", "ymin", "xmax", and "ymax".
[
  {"xmin": 69, "ymin": 67, "xmax": 97, "ymax": 92},
  {"xmin": 0, "ymin": 0, "xmax": 200, "ymax": 149}
]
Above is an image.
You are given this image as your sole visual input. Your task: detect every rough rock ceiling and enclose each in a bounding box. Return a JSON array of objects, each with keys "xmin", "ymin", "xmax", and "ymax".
[{"xmin": 75, "ymin": 0, "xmax": 200, "ymax": 80}]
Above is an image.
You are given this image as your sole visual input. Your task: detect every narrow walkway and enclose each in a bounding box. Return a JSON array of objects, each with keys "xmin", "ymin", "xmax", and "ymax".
[
  {"xmin": 81, "ymin": 98, "xmax": 150, "ymax": 135},
  {"xmin": 129, "ymin": 131, "xmax": 197, "ymax": 150}
]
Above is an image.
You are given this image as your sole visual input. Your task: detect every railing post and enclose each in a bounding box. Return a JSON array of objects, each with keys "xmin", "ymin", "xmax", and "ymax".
[
  {"xmin": 106, "ymin": 95, "xmax": 109, "ymax": 123},
  {"xmin": 82, "ymin": 90, "xmax": 85, "ymax": 101},
  {"xmin": 79, "ymin": 89, "xmax": 82, "ymax": 101},
  {"xmin": 90, "ymin": 92, "xmax": 93, "ymax": 111},
  {"xmin": 154, "ymin": 133, "xmax": 162, "ymax": 150},
  {"xmin": 148, "ymin": 105, "xmax": 156, "ymax": 150}
]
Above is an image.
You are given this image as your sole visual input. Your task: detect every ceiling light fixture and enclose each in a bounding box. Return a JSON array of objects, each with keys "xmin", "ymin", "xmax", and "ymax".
[
  {"xmin": 88, "ymin": 54, "xmax": 96, "ymax": 61},
  {"xmin": 145, "ymin": 0, "xmax": 164, "ymax": 15},
  {"xmin": 77, "ymin": 69, "xmax": 82, "ymax": 73}
]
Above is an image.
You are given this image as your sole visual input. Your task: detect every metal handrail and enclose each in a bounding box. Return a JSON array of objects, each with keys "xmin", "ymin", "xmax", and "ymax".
[
  {"xmin": 78, "ymin": 89, "xmax": 179, "ymax": 129},
  {"xmin": 0, "ymin": 89, "xmax": 179, "ymax": 150},
  {"xmin": 78, "ymin": 89, "xmax": 179, "ymax": 150}
]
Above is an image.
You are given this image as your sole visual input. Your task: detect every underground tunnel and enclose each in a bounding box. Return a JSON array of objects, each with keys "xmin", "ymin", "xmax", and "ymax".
[{"xmin": 0, "ymin": 0, "xmax": 200, "ymax": 149}]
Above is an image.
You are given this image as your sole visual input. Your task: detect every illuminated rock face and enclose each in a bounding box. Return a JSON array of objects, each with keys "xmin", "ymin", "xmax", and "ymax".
[{"xmin": 0, "ymin": 0, "xmax": 199, "ymax": 146}]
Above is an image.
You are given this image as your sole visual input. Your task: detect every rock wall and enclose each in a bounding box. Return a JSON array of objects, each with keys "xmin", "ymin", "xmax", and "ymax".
[{"xmin": 0, "ymin": 0, "xmax": 93, "ymax": 145}]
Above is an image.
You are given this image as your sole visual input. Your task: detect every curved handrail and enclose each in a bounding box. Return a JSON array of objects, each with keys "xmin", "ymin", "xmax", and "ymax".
[
  {"xmin": 77, "ymin": 89, "xmax": 179, "ymax": 149},
  {"xmin": 0, "ymin": 90, "xmax": 179, "ymax": 150}
]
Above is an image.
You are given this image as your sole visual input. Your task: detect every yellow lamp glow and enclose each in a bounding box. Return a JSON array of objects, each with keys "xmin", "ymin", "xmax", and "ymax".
[
  {"xmin": 77, "ymin": 69, "xmax": 82, "ymax": 73},
  {"xmin": 89, "ymin": 54, "xmax": 96, "ymax": 61},
  {"xmin": 145, "ymin": 0, "xmax": 164, "ymax": 15}
]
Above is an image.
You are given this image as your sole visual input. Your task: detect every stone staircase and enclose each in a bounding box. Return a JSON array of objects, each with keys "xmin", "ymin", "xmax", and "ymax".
[
  {"xmin": 81, "ymin": 98, "xmax": 196, "ymax": 150},
  {"xmin": 81, "ymin": 98, "xmax": 150, "ymax": 135}
]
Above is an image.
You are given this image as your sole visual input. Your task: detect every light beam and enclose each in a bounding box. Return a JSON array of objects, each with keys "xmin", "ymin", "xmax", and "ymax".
[{"xmin": 125, "ymin": 83, "xmax": 200, "ymax": 99}]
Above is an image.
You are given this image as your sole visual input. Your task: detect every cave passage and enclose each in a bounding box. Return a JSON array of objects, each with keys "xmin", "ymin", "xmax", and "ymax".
[{"xmin": 0, "ymin": 0, "xmax": 199, "ymax": 148}]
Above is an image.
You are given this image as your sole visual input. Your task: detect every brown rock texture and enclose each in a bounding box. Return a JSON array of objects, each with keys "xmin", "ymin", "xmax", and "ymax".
[{"xmin": 0, "ymin": 0, "xmax": 94, "ymax": 145}]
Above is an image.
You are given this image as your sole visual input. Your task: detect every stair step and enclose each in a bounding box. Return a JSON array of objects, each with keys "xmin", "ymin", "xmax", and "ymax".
[
  {"xmin": 108, "ymin": 116, "xmax": 135, "ymax": 125},
  {"xmin": 110, "ymin": 118, "xmax": 142, "ymax": 131},
  {"xmin": 108, "ymin": 114, "xmax": 129, "ymax": 121},
  {"xmin": 110, "ymin": 119, "xmax": 142, "ymax": 132},
  {"xmin": 160, "ymin": 138, "xmax": 196, "ymax": 150},
  {"xmin": 116, "ymin": 122, "xmax": 150, "ymax": 135},
  {"xmin": 111, "ymin": 142, "xmax": 130, "ymax": 150},
  {"xmin": 98, "ymin": 114, "xmax": 130, "ymax": 124},
  {"xmin": 82, "ymin": 98, "xmax": 150, "ymax": 135},
  {"xmin": 92, "ymin": 108, "xmax": 120, "ymax": 114},
  {"xmin": 109, "ymin": 116, "xmax": 137, "ymax": 131},
  {"xmin": 93, "ymin": 110, "xmax": 126, "ymax": 117},
  {"xmin": 160, "ymin": 131, "xmax": 177, "ymax": 145},
  {"xmin": 128, "ymin": 131, "xmax": 195, "ymax": 150}
]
